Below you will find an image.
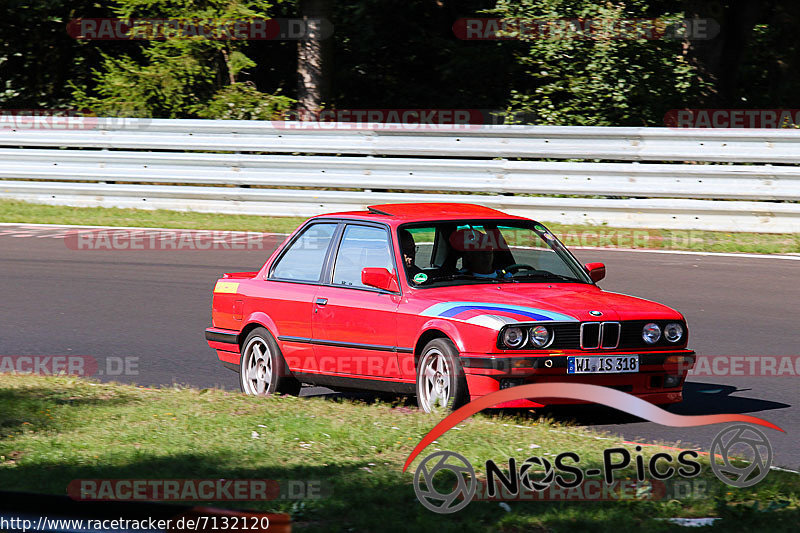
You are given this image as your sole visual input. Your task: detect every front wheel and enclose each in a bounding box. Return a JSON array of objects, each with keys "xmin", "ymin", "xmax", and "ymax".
[
  {"xmin": 416, "ymin": 338, "xmax": 469, "ymax": 413},
  {"xmin": 239, "ymin": 327, "xmax": 301, "ymax": 396}
]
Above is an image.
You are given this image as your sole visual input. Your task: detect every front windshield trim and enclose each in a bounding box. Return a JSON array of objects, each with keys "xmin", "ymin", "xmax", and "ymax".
[{"xmin": 397, "ymin": 219, "xmax": 593, "ymax": 289}]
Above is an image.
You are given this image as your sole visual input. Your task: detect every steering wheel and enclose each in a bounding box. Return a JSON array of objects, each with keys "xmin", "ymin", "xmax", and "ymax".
[{"xmin": 505, "ymin": 263, "xmax": 537, "ymax": 274}]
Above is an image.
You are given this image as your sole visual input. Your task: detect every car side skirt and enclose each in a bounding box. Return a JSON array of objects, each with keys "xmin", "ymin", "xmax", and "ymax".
[
  {"xmin": 277, "ymin": 336, "xmax": 414, "ymax": 353},
  {"xmin": 292, "ymin": 372, "xmax": 416, "ymax": 394},
  {"xmin": 220, "ymin": 360, "xmax": 239, "ymax": 373}
]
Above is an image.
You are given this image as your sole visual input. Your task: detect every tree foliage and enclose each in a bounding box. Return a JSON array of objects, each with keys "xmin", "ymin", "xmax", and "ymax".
[
  {"xmin": 3, "ymin": 0, "xmax": 798, "ymax": 125},
  {"xmin": 490, "ymin": 0, "xmax": 710, "ymax": 125},
  {"xmin": 0, "ymin": 0, "xmax": 113, "ymax": 108},
  {"xmin": 330, "ymin": 0, "xmax": 513, "ymax": 110},
  {"xmin": 71, "ymin": 0, "xmax": 293, "ymax": 118}
]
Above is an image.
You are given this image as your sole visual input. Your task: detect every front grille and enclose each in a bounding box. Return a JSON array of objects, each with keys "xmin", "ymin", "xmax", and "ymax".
[
  {"xmin": 601, "ymin": 322, "xmax": 621, "ymax": 348},
  {"xmin": 580, "ymin": 322, "xmax": 620, "ymax": 349},
  {"xmin": 549, "ymin": 324, "xmax": 580, "ymax": 349},
  {"xmin": 580, "ymin": 323, "xmax": 601, "ymax": 349},
  {"xmin": 499, "ymin": 320, "xmax": 685, "ymax": 351}
]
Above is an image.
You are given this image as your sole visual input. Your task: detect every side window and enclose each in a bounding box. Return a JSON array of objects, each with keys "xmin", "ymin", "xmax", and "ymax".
[
  {"xmin": 332, "ymin": 225, "xmax": 393, "ymax": 288},
  {"xmin": 271, "ymin": 223, "xmax": 337, "ymax": 282}
]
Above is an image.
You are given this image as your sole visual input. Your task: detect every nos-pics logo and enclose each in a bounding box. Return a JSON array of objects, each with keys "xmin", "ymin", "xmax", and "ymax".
[
  {"xmin": 414, "ymin": 451, "xmax": 476, "ymax": 514},
  {"xmin": 413, "ymin": 424, "xmax": 774, "ymax": 514},
  {"xmin": 403, "ymin": 384, "xmax": 783, "ymax": 514}
]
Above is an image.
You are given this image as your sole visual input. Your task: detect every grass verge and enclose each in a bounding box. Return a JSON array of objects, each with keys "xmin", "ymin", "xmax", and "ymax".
[
  {"xmin": 1, "ymin": 199, "xmax": 799, "ymax": 254},
  {"xmin": 0, "ymin": 374, "xmax": 797, "ymax": 531}
]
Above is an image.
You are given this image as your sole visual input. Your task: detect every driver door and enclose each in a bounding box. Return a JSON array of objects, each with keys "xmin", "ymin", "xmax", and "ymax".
[{"xmin": 312, "ymin": 223, "xmax": 401, "ymax": 378}]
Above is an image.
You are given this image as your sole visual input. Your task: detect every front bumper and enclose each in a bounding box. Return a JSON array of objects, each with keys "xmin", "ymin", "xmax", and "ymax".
[{"xmin": 460, "ymin": 350, "xmax": 695, "ymax": 407}]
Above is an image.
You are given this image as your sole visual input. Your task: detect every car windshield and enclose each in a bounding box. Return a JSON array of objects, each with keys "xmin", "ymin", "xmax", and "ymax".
[{"xmin": 398, "ymin": 220, "xmax": 592, "ymax": 287}]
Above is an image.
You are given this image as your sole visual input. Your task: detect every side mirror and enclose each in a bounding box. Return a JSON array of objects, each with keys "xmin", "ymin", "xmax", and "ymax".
[
  {"xmin": 585, "ymin": 262, "xmax": 606, "ymax": 283},
  {"xmin": 361, "ymin": 267, "xmax": 399, "ymax": 292}
]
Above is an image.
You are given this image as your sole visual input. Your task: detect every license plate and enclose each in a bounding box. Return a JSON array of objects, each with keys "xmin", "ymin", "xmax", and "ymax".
[{"xmin": 567, "ymin": 355, "xmax": 639, "ymax": 374}]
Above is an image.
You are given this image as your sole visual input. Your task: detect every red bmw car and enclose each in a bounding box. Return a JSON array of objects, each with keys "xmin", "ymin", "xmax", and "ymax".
[{"xmin": 205, "ymin": 203, "xmax": 695, "ymax": 412}]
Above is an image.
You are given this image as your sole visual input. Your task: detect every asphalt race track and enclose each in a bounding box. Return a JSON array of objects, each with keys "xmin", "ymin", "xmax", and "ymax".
[{"xmin": 1, "ymin": 224, "xmax": 798, "ymax": 469}]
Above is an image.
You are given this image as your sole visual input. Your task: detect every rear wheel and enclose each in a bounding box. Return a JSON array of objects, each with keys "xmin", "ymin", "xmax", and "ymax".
[
  {"xmin": 416, "ymin": 338, "xmax": 469, "ymax": 413},
  {"xmin": 239, "ymin": 327, "xmax": 301, "ymax": 396}
]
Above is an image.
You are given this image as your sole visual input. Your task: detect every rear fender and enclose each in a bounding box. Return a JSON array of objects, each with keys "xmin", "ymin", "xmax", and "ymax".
[{"xmin": 241, "ymin": 312, "xmax": 280, "ymax": 344}]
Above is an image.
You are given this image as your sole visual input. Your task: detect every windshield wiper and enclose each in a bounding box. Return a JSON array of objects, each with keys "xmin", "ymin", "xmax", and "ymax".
[
  {"xmin": 511, "ymin": 271, "xmax": 580, "ymax": 283},
  {"xmin": 430, "ymin": 273, "xmax": 503, "ymax": 284}
]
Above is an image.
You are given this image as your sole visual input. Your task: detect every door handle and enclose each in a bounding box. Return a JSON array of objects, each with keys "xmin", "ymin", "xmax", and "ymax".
[{"xmin": 315, "ymin": 298, "xmax": 328, "ymax": 306}]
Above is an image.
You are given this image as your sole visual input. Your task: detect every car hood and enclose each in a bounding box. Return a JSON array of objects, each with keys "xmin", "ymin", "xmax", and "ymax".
[{"xmin": 415, "ymin": 283, "xmax": 682, "ymax": 329}]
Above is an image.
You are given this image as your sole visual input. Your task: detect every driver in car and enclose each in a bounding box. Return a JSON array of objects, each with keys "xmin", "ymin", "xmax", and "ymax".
[
  {"xmin": 400, "ymin": 229, "xmax": 423, "ymax": 278},
  {"xmin": 460, "ymin": 249, "xmax": 513, "ymax": 279},
  {"xmin": 453, "ymin": 228, "xmax": 512, "ymax": 279}
]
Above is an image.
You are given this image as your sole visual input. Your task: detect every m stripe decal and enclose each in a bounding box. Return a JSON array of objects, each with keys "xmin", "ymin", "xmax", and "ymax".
[
  {"xmin": 440, "ymin": 305, "xmax": 552, "ymax": 321},
  {"xmin": 421, "ymin": 302, "xmax": 577, "ymax": 322}
]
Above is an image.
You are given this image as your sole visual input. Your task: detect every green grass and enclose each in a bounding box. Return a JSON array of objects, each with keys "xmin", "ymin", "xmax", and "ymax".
[
  {"xmin": 1, "ymin": 199, "xmax": 798, "ymax": 254},
  {"xmin": 0, "ymin": 200, "xmax": 306, "ymax": 234},
  {"xmin": 0, "ymin": 374, "xmax": 797, "ymax": 531}
]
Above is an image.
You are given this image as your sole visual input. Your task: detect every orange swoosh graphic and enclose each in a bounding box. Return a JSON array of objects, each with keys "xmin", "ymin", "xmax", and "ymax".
[{"xmin": 403, "ymin": 383, "xmax": 784, "ymax": 472}]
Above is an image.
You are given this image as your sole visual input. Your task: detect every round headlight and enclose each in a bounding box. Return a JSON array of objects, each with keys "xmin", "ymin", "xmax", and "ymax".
[
  {"xmin": 502, "ymin": 327, "xmax": 526, "ymax": 349},
  {"xmin": 664, "ymin": 322, "xmax": 684, "ymax": 343},
  {"xmin": 530, "ymin": 325, "xmax": 551, "ymax": 348},
  {"xmin": 642, "ymin": 323, "xmax": 661, "ymax": 344}
]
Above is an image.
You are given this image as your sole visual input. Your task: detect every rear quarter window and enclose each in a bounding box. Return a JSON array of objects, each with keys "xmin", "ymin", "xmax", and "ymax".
[{"xmin": 271, "ymin": 223, "xmax": 337, "ymax": 282}]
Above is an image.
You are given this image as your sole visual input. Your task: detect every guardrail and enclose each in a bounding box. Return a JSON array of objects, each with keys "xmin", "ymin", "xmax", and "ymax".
[{"xmin": 1, "ymin": 118, "xmax": 798, "ymax": 232}]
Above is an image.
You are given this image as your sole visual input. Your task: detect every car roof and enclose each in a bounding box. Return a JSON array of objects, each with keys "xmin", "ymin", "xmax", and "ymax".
[{"xmin": 310, "ymin": 203, "xmax": 529, "ymax": 225}]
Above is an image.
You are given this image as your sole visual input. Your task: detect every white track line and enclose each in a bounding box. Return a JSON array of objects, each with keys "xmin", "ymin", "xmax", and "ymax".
[
  {"xmin": 771, "ymin": 465, "xmax": 800, "ymax": 474},
  {"xmin": 572, "ymin": 246, "xmax": 800, "ymax": 260},
  {"xmin": 2, "ymin": 223, "xmax": 798, "ymax": 260},
  {"xmin": 0, "ymin": 222, "xmax": 281, "ymax": 234}
]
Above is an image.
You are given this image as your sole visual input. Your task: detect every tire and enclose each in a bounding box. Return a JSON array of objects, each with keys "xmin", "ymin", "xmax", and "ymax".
[
  {"xmin": 416, "ymin": 338, "xmax": 469, "ymax": 413},
  {"xmin": 239, "ymin": 327, "xmax": 301, "ymax": 396}
]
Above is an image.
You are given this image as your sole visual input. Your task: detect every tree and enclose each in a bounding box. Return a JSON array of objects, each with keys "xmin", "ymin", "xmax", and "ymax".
[
  {"xmin": 682, "ymin": 0, "xmax": 760, "ymax": 107},
  {"xmin": 71, "ymin": 0, "xmax": 293, "ymax": 118},
  {"xmin": 490, "ymin": 0, "xmax": 709, "ymax": 126},
  {"xmin": 683, "ymin": 0, "xmax": 800, "ymax": 108},
  {"xmin": 295, "ymin": 0, "xmax": 331, "ymax": 117},
  {"xmin": 328, "ymin": 0, "xmax": 512, "ymax": 110},
  {"xmin": 0, "ymin": 0, "xmax": 112, "ymax": 109}
]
